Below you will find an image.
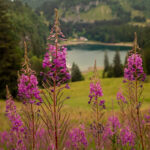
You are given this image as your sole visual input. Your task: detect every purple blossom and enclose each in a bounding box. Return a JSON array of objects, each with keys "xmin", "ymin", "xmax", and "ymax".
[
  {"xmin": 5, "ymin": 94, "xmax": 26, "ymax": 150},
  {"xmin": 103, "ymin": 116, "xmax": 121, "ymax": 140},
  {"xmin": 99, "ymin": 100, "xmax": 105, "ymax": 106},
  {"xmin": 116, "ymin": 90, "xmax": 126, "ymax": 103},
  {"xmin": 99, "ymin": 100, "xmax": 105, "ymax": 109},
  {"xmin": 88, "ymin": 82, "xmax": 103, "ymax": 104},
  {"xmin": 18, "ymin": 74, "xmax": 42, "ymax": 105},
  {"xmin": 66, "ymin": 125, "xmax": 88, "ymax": 149},
  {"xmin": 65, "ymin": 83, "xmax": 70, "ymax": 89},
  {"xmin": 103, "ymin": 126, "xmax": 113, "ymax": 141},
  {"xmin": 0, "ymin": 131, "xmax": 12, "ymax": 148},
  {"xmin": 42, "ymin": 45, "xmax": 71, "ymax": 85},
  {"xmin": 124, "ymin": 54, "xmax": 146, "ymax": 81},
  {"xmin": 120, "ymin": 126, "xmax": 135, "ymax": 146},
  {"xmin": 6, "ymin": 97, "xmax": 23, "ymax": 133},
  {"xmin": 108, "ymin": 116, "xmax": 121, "ymax": 132}
]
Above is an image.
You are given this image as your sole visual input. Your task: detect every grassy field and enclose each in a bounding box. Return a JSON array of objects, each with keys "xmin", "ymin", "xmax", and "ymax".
[{"xmin": 0, "ymin": 70, "xmax": 150, "ymax": 131}]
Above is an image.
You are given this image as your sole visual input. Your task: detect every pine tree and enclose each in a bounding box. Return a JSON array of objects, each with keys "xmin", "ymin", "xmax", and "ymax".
[
  {"xmin": 0, "ymin": 0, "xmax": 21, "ymax": 98},
  {"xmin": 103, "ymin": 51, "xmax": 109, "ymax": 78},
  {"xmin": 107, "ymin": 65, "xmax": 114, "ymax": 78},
  {"xmin": 71, "ymin": 63, "xmax": 84, "ymax": 82},
  {"xmin": 124, "ymin": 53, "xmax": 128, "ymax": 67},
  {"xmin": 113, "ymin": 51, "xmax": 123, "ymax": 77}
]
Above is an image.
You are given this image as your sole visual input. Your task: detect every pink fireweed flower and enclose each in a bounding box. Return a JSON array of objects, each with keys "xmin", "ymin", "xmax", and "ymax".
[
  {"xmin": 66, "ymin": 125, "xmax": 88, "ymax": 149},
  {"xmin": 120, "ymin": 126, "xmax": 135, "ymax": 147},
  {"xmin": 88, "ymin": 82, "xmax": 103, "ymax": 104},
  {"xmin": 108, "ymin": 116, "xmax": 121, "ymax": 132},
  {"xmin": 18, "ymin": 74, "xmax": 42, "ymax": 105},
  {"xmin": 0, "ymin": 131, "xmax": 11, "ymax": 147},
  {"xmin": 6, "ymin": 99, "xmax": 23, "ymax": 132},
  {"xmin": 103, "ymin": 116, "xmax": 121, "ymax": 140},
  {"xmin": 5, "ymin": 93, "xmax": 26, "ymax": 149},
  {"xmin": 124, "ymin": 54, "xmax": 146, "ymax": 81},
  {"xmin": 116, "ymin": 90, "xmax": 126, "ymax": 103},
  {"xmin": 42, "ymin": 44, "xmax": 70, "ymax": 85}
]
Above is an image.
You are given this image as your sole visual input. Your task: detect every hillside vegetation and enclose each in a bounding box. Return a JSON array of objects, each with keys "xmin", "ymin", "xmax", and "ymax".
[
  {"xmin": 22, "ymin": 0, "xmax": 150, "ymax": 23},
  {"xmin": 10, "ymin": 0, "xmax": 49, "ymax": 57},
  {"xmin": 20, "ymin": 0, "xmax": 150, "ymax": 45}
]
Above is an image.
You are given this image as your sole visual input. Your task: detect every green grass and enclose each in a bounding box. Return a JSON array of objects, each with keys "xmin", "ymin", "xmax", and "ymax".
[
  {"xmin": 62, "ymin": 4, "xmax": 115, "ymax": 22},
  {"xmin": 0, "ymin": 71, "xmax": 150, "ymax": 130},
  {"xmin": 80, "ymin": 4, "xmax": 115, "ymax": 22},
  {"xmin": 64, "ymin": 75, "xmax": 150, "ymax": 111}
]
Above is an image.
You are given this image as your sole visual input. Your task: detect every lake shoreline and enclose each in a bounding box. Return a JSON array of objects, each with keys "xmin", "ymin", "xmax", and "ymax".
[{"xmin": 61, "ymin": 40, "xmax": 133, "ymax": 47}]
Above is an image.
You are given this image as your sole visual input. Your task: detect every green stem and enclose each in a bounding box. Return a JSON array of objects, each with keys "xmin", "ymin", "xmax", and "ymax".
[{"xmin": 53, "ymin": 9, "xmax": 59, "ymax": 149}]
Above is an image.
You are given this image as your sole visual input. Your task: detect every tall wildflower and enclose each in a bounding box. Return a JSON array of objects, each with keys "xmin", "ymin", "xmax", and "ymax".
[
  {"xmin": 18, "ymin": 42, "xmax": 42, "ymax": 105},
  {"xmin": 116, "ymin": 88, "xmax": 128, "ymax": 121},
  {"xmin": 103, "ymin": 116, "xmax": 135, "ymax": 149},
  {"xmin": 116, "ymin": 89, "xmax": 126, "ymax": 103},
  {"xmin": 18, "ymin": 42, "xmax": 42, "ymax": 150},
  {"xmin": 42, "ymin": 45, "xmax": 70, "ymax": 84},
  {"xmin": 41, "ymin": 9, "xmax": 71, "ymax": 150},
  {"xmin": 123, "ymin": 33, "xmax": 145, "ymax": 150},
  {"xmin": 5, "ymin": 85, "xmax": 26, "ymax": 150},
  {"xmin": 120, "ymin": 126, "xmax": 135, "ymax": 147},
  {"xmin": 88, "ymin": 60, "xmax": 105, "ymax": 149},
  {"xmin": 124, "ymin": 54, "xmax": 145, "ymax": 81},
  {"xmin": 103, "ymin": 116, "xmax": 120, "ymax": 149}
]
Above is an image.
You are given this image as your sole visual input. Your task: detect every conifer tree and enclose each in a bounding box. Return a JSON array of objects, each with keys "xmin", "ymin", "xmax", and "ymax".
[
  {"xmin": 124, "ymin": 53, "xmax": 128, "ymax": 67},
  {"xmin": 0, "ymin": 0, "xmax": 21, "ymax": 98},
  {"xmin": 103, "ymin": 51, "xmax": 109, "ymax": 78},
  {"xmin": 71, "ymin": 62, "xmax": 84, "ymax": 82},
  {"xmin": 113, "ymin": 51, "xmax": 123, "ymax": 77}
]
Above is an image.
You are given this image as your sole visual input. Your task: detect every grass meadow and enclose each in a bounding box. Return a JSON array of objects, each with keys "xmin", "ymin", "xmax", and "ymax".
[{"xmin": 0, "ymin": 70, "xmax": 150, "ymax": 131}]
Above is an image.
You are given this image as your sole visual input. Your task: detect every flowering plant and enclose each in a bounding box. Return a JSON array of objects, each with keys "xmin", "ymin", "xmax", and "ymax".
[{"xmin": 88, "ymin": 60, "xmax": 105, "ymax": 149}]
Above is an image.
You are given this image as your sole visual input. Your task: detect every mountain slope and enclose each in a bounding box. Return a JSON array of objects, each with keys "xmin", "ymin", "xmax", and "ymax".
[
  {"xmin": 22, "ymin": 0, "xmax": 150, "ymax": 24},
  {"xmin": 19, "ymin": 0, "xmax": 150, "ymax": 45}
]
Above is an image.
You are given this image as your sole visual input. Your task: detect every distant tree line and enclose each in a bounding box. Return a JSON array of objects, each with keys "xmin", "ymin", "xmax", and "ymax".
[{"xmin": 61, "ymin": 21, "xmax": 142, "ymax": 43}]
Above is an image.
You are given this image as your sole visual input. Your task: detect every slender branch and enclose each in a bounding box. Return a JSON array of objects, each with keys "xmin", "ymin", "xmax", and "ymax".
[
  {"xmin": 96, "ymin": 98, "xmax": 101, "ymax": 150},
  {"xmin": 53, "ymin": 8, "xmax": 59, "ymax": 150}
]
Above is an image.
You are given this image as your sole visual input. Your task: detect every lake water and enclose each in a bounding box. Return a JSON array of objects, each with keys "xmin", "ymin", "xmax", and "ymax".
[{"xmin": 67, "ymin": 44, "xmax": 131, "ymax": 71}]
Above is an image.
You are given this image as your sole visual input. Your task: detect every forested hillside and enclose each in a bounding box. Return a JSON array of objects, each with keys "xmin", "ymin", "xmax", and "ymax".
[
  {"xmin": 0, "ymin": 0, "xmax": 49, "ymax": 98},
  {"xmin": 20, "ymin": 0, "xmax": 150, "ymax": 44},
  {"xmin": 10, "ymin": 0, "xmax": 49, "ymax": 57},
  {"xmin": 22, "ymin": 0, "xmax": 150, "ymax": 23}
]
